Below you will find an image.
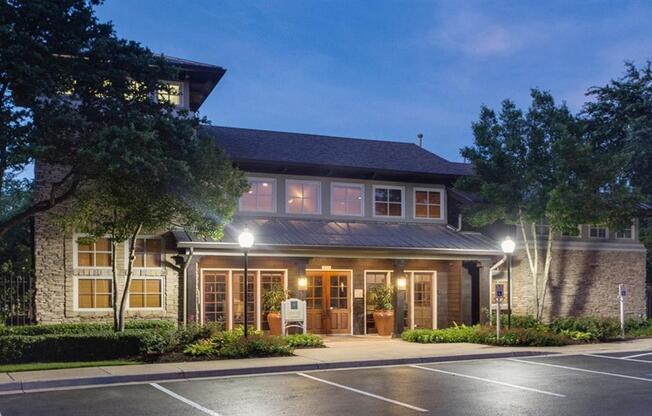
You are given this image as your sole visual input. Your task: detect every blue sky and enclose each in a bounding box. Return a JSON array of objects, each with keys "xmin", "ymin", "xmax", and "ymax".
[{"xmin": 96, "ymin": 0, "xmax": 652, "ymax": 162}]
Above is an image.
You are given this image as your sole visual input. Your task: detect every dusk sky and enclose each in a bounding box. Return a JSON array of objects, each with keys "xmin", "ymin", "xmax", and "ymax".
[{"xmin": 97, "ymin": 1, "xmax": 652, "ymax": 162}]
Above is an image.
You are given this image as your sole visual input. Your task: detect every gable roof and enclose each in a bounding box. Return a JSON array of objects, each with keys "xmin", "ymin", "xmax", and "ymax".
[
  {"xmin": 202, "ymin": 125, "xmax": 472, "ymax": 179},
  {"xmin": 163, "ymin": 56, "xmax": 225, "ymax": 111}
]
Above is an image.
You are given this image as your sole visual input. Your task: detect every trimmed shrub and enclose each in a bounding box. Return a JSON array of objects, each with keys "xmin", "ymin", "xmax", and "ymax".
[
  {"xmin": 285, "ymin": 333, "xmax": 324, "ymax": 348},
  {"xmin": 0, "ymin": 320, "xmax": 176, "ymax": 337},
  {"xmin": 490, "ymin": 314, "xmax": 543, "ymax": 330},
  {"xmin": 183, "ymin": 331, "xmax": 294, "ymax": 359},
  {"xmin": 550, "ymin": 316, "xmax": 620, "ymax": 341},
  {"xmin": 401, "ymin": 325, "xmax": 479, "ymax": 343}
]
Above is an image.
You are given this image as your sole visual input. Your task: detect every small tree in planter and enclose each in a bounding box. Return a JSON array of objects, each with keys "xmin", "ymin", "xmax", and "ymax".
[
  {"xmin": 369, "ymin": 286, "xmax": 394, "ymax": 336},
  {"xmin": 262, "ymin": 284, "xmax": 287, "ymax": 336}
]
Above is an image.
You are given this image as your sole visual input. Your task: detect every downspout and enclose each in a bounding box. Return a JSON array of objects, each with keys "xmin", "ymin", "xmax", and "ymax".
[
  {"xmin": 456, "ymin": 214, "xmax": 463, "ymax": 232},
  {"xmin": 488, "ymin": 255, "xmax": 507, "ymax": 322},
  {"xmin": 182, "ymin": 247, "xmax": 194, "ymax": 327}
]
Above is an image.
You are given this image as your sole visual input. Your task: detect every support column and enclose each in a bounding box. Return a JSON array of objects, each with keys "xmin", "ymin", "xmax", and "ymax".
[
  {"xmin": 478, "ymin": 259, "xmax": 492, "ymax": 325},
  {"xmin": 185, "ymin": 256, "xmax": 200, "ymax": 324},
  {"xmin": 392, "ymin": 259, "xmax": 406, "ymax": 337}
]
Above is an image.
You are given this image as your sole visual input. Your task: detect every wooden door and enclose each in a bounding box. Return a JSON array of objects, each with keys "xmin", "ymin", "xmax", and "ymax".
[
  {"xmin": 306, "ymin": 271, "xmax": 350, "ymax": 334},
  {"xmin": 413, "ymin": 272, "xmax": 434, "ymax": 329}
]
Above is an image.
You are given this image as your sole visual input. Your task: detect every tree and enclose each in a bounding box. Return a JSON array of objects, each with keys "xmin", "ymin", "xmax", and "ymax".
[
  {"xmin": 62, "ymin": 134, "xmax": 247, "ymax": 331},
  {"xmin": 459, "ymin": 90, "xmax": 640, "ymax": 320},
  {"xmin": 0, "ymin": 0, "xmax": 183, "ymax": 236}
]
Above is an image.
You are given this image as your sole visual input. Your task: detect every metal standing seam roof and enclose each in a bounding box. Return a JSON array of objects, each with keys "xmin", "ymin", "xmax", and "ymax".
[
  {"xmin": 201, "ymin": 125, "xmax": 473, "ymax": 177},
  {"xmin": 172, "ymin": 218, "xmax": 501, "ymax": 254}
]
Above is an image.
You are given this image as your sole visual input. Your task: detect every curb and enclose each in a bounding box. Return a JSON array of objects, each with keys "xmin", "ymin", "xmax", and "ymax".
[{"xmin": 1, "ymin": 350, "xmax": 551, "ymax": 394}]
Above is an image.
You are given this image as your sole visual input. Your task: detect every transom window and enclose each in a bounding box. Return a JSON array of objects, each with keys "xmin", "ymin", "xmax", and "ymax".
[
  {"xmin": 157, "ymin": 81, "xmax": 183, "ymax": 106},
  {"xmin": 129, "ymin": 278, "xmax": 163, "ymax": 309},
  {"xmin": 239, "ymin": 178, "xmax": 275, "ymax": 212},
  {"xmin": 77, "ymin": 278, "xmax": 112, "ymax": 309},
  {"xmin": 414, "ymin": 189, "xmax": 443, "ymax": 219},
  {"xmin": 374, "ymin": 186, "xmax": 403, "ymax": 217},
  {"xmin": 286, "ymin": 180, "xmax": 321, "ymax": 214},
  {"xmin": 616, "ymin": 224, "xmax": 634, "ymax": 239},
  {"xmin": 331, "ymin": 183, "xmax": 364, "ymax": 216},
  {"xmin": 589, "ymin": 225, "xmax": 608, "ymax": 239},
  {"xmin": 76, "ymin": 237, "xmax": 112, "ymax": 268},
  {"xmin": 134, "ymin": 237, "xmax": 163, "ymax": 268}
]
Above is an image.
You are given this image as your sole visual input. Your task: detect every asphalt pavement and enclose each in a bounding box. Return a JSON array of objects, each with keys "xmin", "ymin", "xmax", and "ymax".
[{"xmin": 2, "ymin": 349, "xmax": 652, "ymax": 415}]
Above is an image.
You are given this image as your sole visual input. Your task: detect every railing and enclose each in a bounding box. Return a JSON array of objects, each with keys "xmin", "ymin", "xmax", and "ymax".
[{"xmin": 0, "ymin": 267, "xmax": 35, "ymax": 326}]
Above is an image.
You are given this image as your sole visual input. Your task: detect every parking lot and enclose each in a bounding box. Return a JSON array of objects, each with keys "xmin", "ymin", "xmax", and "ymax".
[{"xmin": 2, "ymin": 349, "xmax": 652, "ymax": 415}]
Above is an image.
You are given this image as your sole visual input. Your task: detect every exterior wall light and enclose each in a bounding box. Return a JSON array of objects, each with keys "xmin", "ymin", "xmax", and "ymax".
[
  {"xmin": 298, "ymin": 276, "xmax": 308, "ymax": 290},
  {"xmin": 397, "ymin": 276, "xmax": 407, "ymax": 290}
]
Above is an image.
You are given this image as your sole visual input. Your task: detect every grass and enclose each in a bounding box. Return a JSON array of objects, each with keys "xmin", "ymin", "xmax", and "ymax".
[{"xmin": 0, "ymin": 359, "xmax": 142, "ymax": 373}]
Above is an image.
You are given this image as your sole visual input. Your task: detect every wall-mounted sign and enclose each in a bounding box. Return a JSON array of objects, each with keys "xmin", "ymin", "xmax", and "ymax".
[
  {"xmin": 321, "ymin": 265, "xmax": 332, "ymax": 270},
  {"xmin": 354, "ymin": 289, "xmax": 364, "ymax": 298}
]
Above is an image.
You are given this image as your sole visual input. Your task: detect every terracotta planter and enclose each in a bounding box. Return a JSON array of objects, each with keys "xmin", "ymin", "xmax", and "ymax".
[
  {"xmin": 267, "ymin": 311, "xmax": 282, "ymax": 336},
  {"xmin": 373, "ymin": 310, "xmax": 395, "ymax": 336}
]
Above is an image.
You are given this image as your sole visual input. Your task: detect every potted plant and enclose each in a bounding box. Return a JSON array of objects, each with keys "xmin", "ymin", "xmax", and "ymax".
[
  {"xmin": 262, "ymin": 284, "xmax": 287, "ymax": 336},
  {"xmin": 369, "ymin": 285, "xmax": 394, "ymax": 336}
]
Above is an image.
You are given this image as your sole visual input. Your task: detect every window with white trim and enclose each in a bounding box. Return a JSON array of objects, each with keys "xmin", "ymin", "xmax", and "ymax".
[
  {"xmin": 616, "ymin": 224, "xmax": 634, "ymax": 239},
  {"xmin": 76, "ymin": 237, "xmax": 112, "ymax": 268},
  {"xmin": 589, "ymin": 225, "xmax": 608, "ymax": 239},
  {"xmin": 286, "ymin": 180, "xmax": 321, "ymax": 214},
  {"xmin": 331, "ymin": 183, "xmax": 364, "ymax": 216},
  {"xmin": 374, "ymin": 186, "xmax": 403, "ymax": 217},
  {"xmin": 414, "ymin": 189, "xmax": 443, "ymax": 219},
  {"xmin": 157, "ymin": 81, "xmax": 183, "ymax": 107},
  {"xmin": 239, "ymin": 178, "xmax": 275, "ymax": 212},
  {"xmin": 134, "ymin": 237, "xmax": 163, "ymax": 268},
  {"xmin": 129, "ymin": 278, "xmax": 163, "ymax": 309},
  {"xmin": 77, "ymin": 277, "xmax": 113, "ymax": 309}
]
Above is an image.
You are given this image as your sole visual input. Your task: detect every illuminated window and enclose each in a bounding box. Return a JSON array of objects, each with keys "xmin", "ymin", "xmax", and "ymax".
[
  {"xmin": 589, "ymin": 225, "xmax": 608, "ymax": 239},
  {"xmin": 373, "ymin": 186, "xmax": 403, "ymax": 217},
  {"xmin": 76, "ymin": 237, "xmax": 112, "ymax": 268},
  {"xmin": 129, "ymin": 278, "xmax": 163, "ymax": 308},
  {"xmin": 331, "ymin": 183, "xmax": 364, "ymax": 216},
  {"xmin": 286, "ymin": 180, "xmax": 321, "ymax": 214},
  {"xmin": 239, "ymin": 178, "xmax": 275, "ymax": 212},
  {"xmin": 157, "ymin": 81, "xmax": 183, "ymax": 106},
  {"xmin": 77, "ymin": 278, "xmax": 112, "ymax": 309},
  {"xmin": 134, "ymin": 237, "xmax": 163, "ymax": 268},
  {"xmin": 414, "ymin": 189, "xmax": 443, "ymax": 219}
]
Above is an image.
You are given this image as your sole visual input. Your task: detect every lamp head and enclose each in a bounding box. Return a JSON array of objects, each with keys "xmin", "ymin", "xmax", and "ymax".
[
  {"xmin": 238, "ymin": 228, "xmax": 254, "ymax": 249},
  {"xmin": 501, "ymin": 236, "xmax": 515, "ymax": 254}
]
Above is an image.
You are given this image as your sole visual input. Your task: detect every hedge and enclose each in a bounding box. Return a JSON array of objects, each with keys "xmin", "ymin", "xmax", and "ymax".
[
  {"xmin": 0, "ymin": 320, "xmax": 176, "ymax": 337},
  {"xmin": 401, "ymin": 325, "xmax": 572, "ymax": 346}
]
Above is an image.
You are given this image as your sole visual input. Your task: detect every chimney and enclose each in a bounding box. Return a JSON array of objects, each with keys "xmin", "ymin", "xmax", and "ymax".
[{"xmin": 417, "ymin": 133, "xmax": 424, "ymax": 147}]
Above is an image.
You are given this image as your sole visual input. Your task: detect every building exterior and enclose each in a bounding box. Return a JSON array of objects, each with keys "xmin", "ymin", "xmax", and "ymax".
[{"xmin": 32, "ymin": 57, "xmax": 648, "ymax": 332}]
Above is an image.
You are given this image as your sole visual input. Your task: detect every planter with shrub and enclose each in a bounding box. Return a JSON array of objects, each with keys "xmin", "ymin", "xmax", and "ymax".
[
  {"xmin": 368, "ymin": 285, "xmax": 394, "ymax": 336},
  {"xmin": 262, "ymin": 284, "xmax": 287, "ymax": 336}
]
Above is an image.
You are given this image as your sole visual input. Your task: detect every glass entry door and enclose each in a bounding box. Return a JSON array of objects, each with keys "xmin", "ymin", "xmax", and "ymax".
[
  {"xmin": 306, "ymin": 271, "xmax": 350, "ymax": 334},
  {"xmin": 412, "ymin": 272, "xmax": 435, "ymax": 329}
]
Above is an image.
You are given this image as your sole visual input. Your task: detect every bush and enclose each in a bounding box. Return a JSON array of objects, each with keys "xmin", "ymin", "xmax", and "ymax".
[
  {"xmin": 0, "ymin": 320, "xmax": 176, "ymax": 336},
  {"xmin": 625, "ymin": 318, "xmax": 652, "ymax": 337},
  {"xmin": 285, "ymin": 333, "xmax": 324, "ymax": 348},
  {"xmin": 402, "ymin": 324, "xmax": 572, "ymax": 347},
  {"xmin": 183, "ymin": 331, "xmax": 294, "ymax": 359},
  {"xmin": 401, "ymin": 325, "xmax": 479, "ymax": 343},
  {"xmin": 550, "ymin": 316, "xmax": 620, "ymax": 341},
  {"xmin": 489, "ymin": 314, "xmax": 543, "ymax": 330}
]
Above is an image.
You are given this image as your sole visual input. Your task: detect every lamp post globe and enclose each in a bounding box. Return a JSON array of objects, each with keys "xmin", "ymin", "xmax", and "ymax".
[
  {"xmin": 238, "ymin": 228, "xmax": 254, "ymax": 337},
  {"xmin": 501, "ymin": 236, "xmax": 515, "ymax": 329}
]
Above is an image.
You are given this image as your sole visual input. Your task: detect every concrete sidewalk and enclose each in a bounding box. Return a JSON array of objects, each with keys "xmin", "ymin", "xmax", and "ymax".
[{"xmin": 2, "ymin": 336, "xmax": 652, "ymax": 395}]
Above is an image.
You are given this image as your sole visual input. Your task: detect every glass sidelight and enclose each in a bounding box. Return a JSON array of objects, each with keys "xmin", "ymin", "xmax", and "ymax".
[
  {"xmin": 232, "ymin": 271, "xmax": 256, "ymax": 328},
  {"xmin": 259, "ymin": 271, "xmax": 284, "ymax": 330},
  {"xmin": 203, "ymin": 272, "xmax": 228, "ymax": 324},
  {"xmin": 365, "ymin": 272, "xmax": 390, "ymax": 334}
]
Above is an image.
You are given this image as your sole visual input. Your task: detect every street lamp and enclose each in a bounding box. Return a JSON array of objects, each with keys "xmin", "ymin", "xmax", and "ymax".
[
  {"xmin": 238, "ymin": 228, "xmax": 254, "ymax": 337},
  {"xmin": 501, "ymin": 236, "xmax": 515, "ymax": 329}
]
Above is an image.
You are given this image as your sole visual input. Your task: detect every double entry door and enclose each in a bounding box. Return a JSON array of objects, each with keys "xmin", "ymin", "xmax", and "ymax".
[{"xmin": 306, "ymin": 271, "xmax": 350, "ymax": 334}]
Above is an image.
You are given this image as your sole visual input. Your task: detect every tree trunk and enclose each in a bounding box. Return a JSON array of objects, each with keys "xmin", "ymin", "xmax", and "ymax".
[
  {"xmin": 117, "ymin": 223, "xmax": 142, "ymax": 332},
  {"xmin": 111, "ymin": 238, "xmax": 119, "ymax": 331}
]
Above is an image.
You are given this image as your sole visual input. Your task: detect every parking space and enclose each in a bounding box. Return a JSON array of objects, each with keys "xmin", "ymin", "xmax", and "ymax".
[{"xmin": 2, "ymin": 350, "xmax": 652, "ymax": 415}]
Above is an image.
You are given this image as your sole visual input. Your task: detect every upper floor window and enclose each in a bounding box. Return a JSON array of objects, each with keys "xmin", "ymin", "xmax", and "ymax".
[
  {"xmin": 286, "ymin": 180, "xmax": 321, "ymax": 214},
  {"xmin": 133, "ymin": 237, "xmax": 163, "ymax": 268},
  {"xmin": 239, "ymin": 178, "xmax": 275, "ymax": 213},
  {"xmin": 414, "ymin": 188, "xmax": 443, "ymax": 219},
  {"xmin": 76, "ymin": 237, "xmax": 112, "ymax": 268},
  {"xmin": 331, "ymin": 183, "xmax": 364, "ymax": 216},
  {"xmin": 373, "ymin": 186, "xmax": 403, "ymax": 217},
  {"xmin": 616, "ymin": 223, "xmax": 634, "ymax": 240},
  {"xmin": 589, "ymin": 225, "xmax": 608, "ymax": 239},
  {"xmin": 157, "ymin": 81, "xmax": 183, "ymax": 107}
]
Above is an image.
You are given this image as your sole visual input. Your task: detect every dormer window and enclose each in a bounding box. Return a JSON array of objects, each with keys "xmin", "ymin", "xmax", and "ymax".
[
  {"xmin": 157, "ymin": 81, "xmax": 183, "ymax": 107},
  {"xmin": 239, "ymin": 177, "xmax": 276, "ymax": 213}
]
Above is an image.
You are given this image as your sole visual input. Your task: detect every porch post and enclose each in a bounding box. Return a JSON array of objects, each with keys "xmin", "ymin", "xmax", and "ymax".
[
  {"xmin": 392, "ymin": 259, "xmax": 406, "ymax": 337},
  {"xmin": 478, "ymin": 259, "xmax": 492, "ymax": 325},
  {"xmin": 185, "ymin": 255, "xmax": 200, "ymax": 324}
]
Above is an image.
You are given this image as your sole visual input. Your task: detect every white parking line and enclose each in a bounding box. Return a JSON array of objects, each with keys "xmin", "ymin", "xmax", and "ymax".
[
  {"xmin": 296, "ymin": 372, "xmax": 428, "ymax": 413},
  {"xmin": 150, "ymin": 383, "xmax": 222, "ymax": 416},
  {"xmin": 410, "ymin": 365, "xmax": 566, "ymax": 397},
  {"xmin": 583, "ymin": 353, "xmax": 652, "ymax": 364},
  {"xmin": 509, "ymin": 358, "xmax": 652, "ymax": 383},
  {"xmin": 623, "ymin": 351, "xmax": 652, "ymax": 359}
]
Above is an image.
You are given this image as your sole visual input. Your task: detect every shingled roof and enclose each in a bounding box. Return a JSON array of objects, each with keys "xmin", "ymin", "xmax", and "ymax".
[
  {"xmin": 172, "ymin": 218, "xmax": 500, "ymax": 255},
  {"xmin": 202, "ymin": 126, "xmax": 472, "ymax": 178}
]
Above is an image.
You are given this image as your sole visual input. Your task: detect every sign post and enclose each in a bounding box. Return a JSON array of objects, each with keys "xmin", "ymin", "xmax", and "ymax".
[
  {"xmin": 619, "ymin": 284, "xmax": 626, "ymax": 339},
  {"xmin": 495, "ymin": 284, "xmax": 504, "ymax": 341}
]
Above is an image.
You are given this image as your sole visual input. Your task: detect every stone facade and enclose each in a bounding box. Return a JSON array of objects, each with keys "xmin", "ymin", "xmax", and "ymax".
[{"xmin": 493, "ymin": 246, "xmax": 647, "ymax": 321}]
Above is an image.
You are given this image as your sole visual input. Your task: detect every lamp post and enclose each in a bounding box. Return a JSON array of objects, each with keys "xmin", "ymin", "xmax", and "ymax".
[
  {"xmin": 238, "ymin": 228, "xmax": 254, "ymax": 337},
  {"xmin": 501, "ymin": 236, "xmax": 515, "ymax": 329}
]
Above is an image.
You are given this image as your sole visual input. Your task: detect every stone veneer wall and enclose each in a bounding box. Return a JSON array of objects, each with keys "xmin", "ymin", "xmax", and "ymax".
[
  {"xmin": 34, "ymin": 162, "xmax": 179, "ymax": 324},
  {"xmin": 493, "ymin": 247, "xmax": 646, "ymax": 321}
]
